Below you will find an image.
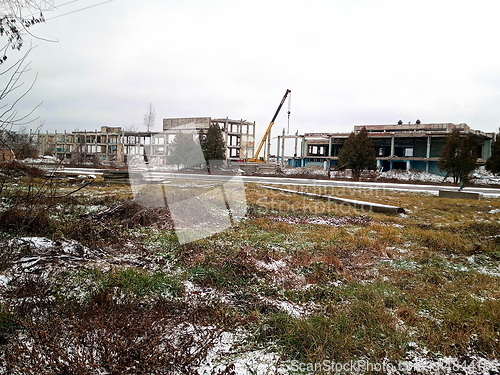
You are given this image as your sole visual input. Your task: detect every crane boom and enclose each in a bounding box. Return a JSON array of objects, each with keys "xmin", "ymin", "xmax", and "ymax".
[{"xmin": 250, "ymin": 89, "xmax": 291, "ymax": 162}]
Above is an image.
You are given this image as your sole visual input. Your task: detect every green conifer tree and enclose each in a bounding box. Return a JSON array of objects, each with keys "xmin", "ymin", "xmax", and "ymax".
[
  {"xmin": 438, "ymin": 128, "xmax": 478, "ymax": 184},
  {"xmin": 338, "ymin": 127, "xmax": 376, "ymax": 179},
  {"xmin": 199, "ymin": 124, "xmax": 226, "ymax": 164}
]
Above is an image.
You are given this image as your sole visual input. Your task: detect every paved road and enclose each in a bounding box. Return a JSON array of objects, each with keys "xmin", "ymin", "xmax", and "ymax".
[
  {"xmin": 139, "ymin": 171, "xmax": 500, "ymax": 197},
  {"xmin": 42, "ymin": 166, "xmax": 500, "ymax": 197}
]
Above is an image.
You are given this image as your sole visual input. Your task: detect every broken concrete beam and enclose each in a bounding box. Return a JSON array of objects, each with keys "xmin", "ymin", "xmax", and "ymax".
[
  {"xmin": 438, "ymin": 190, "xmax": 481, "ymax": 200},
  {"xmin": 262, "ymin": 186, "xmax": 405, "ymax": 214}
]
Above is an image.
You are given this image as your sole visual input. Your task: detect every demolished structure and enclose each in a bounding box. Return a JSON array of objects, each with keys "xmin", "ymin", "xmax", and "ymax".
[{"xmin": 36, "ymin": 118, "xmax": 256, "ymax": 165}]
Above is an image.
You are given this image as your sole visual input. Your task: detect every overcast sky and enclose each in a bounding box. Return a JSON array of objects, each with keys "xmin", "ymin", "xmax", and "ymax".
[{"xmin": 8, "ymin": 0, "xmax": 500, "ymax": 150}]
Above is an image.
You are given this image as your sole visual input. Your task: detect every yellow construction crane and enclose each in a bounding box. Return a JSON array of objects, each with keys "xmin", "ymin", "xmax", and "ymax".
[{"xmin": 249, "ymin": 89, "xmax": 291, "ymax": 162}]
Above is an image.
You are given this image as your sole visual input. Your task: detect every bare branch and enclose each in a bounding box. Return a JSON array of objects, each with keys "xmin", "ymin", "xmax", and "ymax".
[
  {"xmin": 0, "ymin": 46, "xmax": 41, "ymax": 132},
  {"xmin": 0, "ymin": 1, "xmax": 54, "ymax": 62}
]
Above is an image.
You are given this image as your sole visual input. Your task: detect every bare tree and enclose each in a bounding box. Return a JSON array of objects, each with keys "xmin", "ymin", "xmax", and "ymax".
[
  {"xmin": 123, "ymin": 123, "xmax": 138, "ymax": 132},
  {"xmin": 143, "ymin": 103, "xmax": 155, "ymax": 133},
  {"xmin": 0, "ymin": 1, "xmax": 53, "ymax": 157},
  {"xmin": 0, "ymin": 1, "xmax": 54, "ymax": 64},
  {"xmin": 0, "ymin": 46, "xmax": 40, "ymax": 128}
]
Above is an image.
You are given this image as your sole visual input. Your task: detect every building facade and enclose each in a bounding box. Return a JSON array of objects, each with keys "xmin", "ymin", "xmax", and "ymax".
[
  {"xmin": 284, "ymin": 122, "xmax": 494, "ymax": 175},
  {"xmin": 37, "ymin": 126, "xmax": 125, "ymax": 163},
  {"xmin": 36, "ymin": 117, "xmax": 256, "ymax": 165},
  {"xmin": 163, "ymin": 117, "xmax": 255, "ymax": 161}
]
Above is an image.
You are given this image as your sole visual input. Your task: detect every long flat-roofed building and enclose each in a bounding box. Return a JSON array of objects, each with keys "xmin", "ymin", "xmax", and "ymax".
[{"xmin": 284, "ymin": 122, "xmax": 494, "ymax": 175}]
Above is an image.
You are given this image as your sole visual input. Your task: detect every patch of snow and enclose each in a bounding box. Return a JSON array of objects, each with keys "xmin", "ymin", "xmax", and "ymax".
[
  {"xmin": 8, "ymin": 237, "xmax": 92, "ymax": 257},
  {"xmin": 21, "ymin": 156, "xmax": 60, "ymax": 164},
  {"xmin": 466, "ymin": 255, "xmax": 500, "ymax": 277},
  {"xmin": 81, "ymin": 205, "xmax": 107, "ymax": 214},
  {"xmin": 378, "ymin": 169, "xmax": 454, "ymax": 184},
  {"xmin": 378, "ymin": 167, "xmax": 500, "ymax": 187},
  {"xmin": 259, "ymin": 295, "xmax": 309, "ymax": 318},
  {"xmin": 194, "ymin": 330, "xmax": 287, "ymax": 375},
  {"xmin": 385, "ymin": 259, "xmax": 421, "ymax": 271},
  {"xmin": 8, "ymin": 237, "xmax": 54, "ymax": 251},
  {"xmin": 268, "ymin": 214, "xmax": 371, "ymax": 227},
  {"xmin": 0, "ymin": 274, "xmax": 11, "ymax": 287},
  {"xmin": 282, "ymin": 165, "xmax": 330, "ymax": 177},
  {"xmin": 255, "ymin": 259, "xmax": 287, "ymax": 272}
]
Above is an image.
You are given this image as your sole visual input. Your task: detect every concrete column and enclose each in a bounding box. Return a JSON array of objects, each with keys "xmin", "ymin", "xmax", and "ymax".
[
  {"xmin": 276, "ymin": 134, "xmax": 280, "ymax": 164},
  {"xmin": 266, "ymin": 127, "xmax": 272, "ymax": 162},
  {"xmin": 328, "ymin": 136, "xmax": 333, "ymax": 157},
  {"xmin": 426, "ymin": 136, "xmax": 431, "ymax": 158},
  {"xmin": 252, "ymin": 121, "xmax": 256, "ymax": 159},
  {"xmin": 224, "ymin": 118, "xmax": 229, "ymax": 160},
  {"xmin": 301, "ymin": 137, "xmax": 306, "ymax": 167},
  {"xmin": 406, "ymin": 160, "xmax": 411, "ymax": 171},
  {"xmin": 281, "ymin": 128, "xmax": 286, "ymax": 167},
  {"xmin": 483, "ymin": 139, "xmax": 492, "ymax": 159},
  {"xmin": 294, "ymin": 131, "xmax": 299, "ymax": 157},
  {"xmin": 390, "ymin": 136, "xmax": 395, "ymax": 156}
]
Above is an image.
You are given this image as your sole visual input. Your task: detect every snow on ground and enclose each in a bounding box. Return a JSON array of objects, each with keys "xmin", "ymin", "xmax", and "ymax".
[
  {"xmin": 466, "ymin": 255, "xmax": 500, "ymax": 277},
  {"xmin": 7, "ymin": 237, "xmax": 94, "ymax": 259},
  {"xmin": 282, "ymin": 165, "xmax": 500, "ymax": 186},
  {"xmin": 379, "ymin": 169, "xmax": 452, "ymax": 183},
  {"xmin": 0, "ymin": 274, "xmax": 10, "ymax": 287},
  {"xmin": 21, "ymin": 156, "xmax": 60, "ymax": 164},
  {"xmin": 379, "ymin": 167, "xmax": 500, "ymax": 186},
  {"xmin": 2, "ymin": 236, "xmax": 498, "ymax": 374},
  {"xmin": 194, "ymin": 330, "xmax": 287, "ymax": 375},
  {"xmin": 194, "ymin": 334, "xmax": 500, "ymax": 375},
  {"xmin": 267, "ymin": 214, "xmax": 371, "ymax": 227},
  {"xmin": 0, "ymin": 237, "xmax": 107, "ymax": 291}
]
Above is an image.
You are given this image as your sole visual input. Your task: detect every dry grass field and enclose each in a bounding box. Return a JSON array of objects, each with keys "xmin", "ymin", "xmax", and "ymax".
[{"xmin": 0, "ymin": 168, "xmax": 498, "ymax": 374}]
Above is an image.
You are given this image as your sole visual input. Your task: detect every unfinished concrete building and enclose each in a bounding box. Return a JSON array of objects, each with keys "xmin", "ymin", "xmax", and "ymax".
[
  {"xmin": 163, "ymin": 117, "xmax": 255, "ymax": 161},
  {"xmin": 282, "ymin": 122, "xmax": 494, "ymax": 175},
  {"xmin": 37, "ymin": 126, "xmax": 124, "ymax": 163},
  {"xmin": 36, "ymin": 117, "xmax": 256, "ymax": 165}
]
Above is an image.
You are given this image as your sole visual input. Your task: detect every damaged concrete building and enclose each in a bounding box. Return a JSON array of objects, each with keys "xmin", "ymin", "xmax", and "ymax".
[
  {"xmin": 282, "ymin": 122, "xmax": 494, "ymax": 175},
  {"xmin": 37, "ymin": 126, "xmax": 125, "ymax": 163},
  {"xmin": 36, "ymin": 117, "xmax": 255, "ymax": 165},
  {"xmin": 162, "ymin": 117, "xmax": 255, "ymax": 161}
]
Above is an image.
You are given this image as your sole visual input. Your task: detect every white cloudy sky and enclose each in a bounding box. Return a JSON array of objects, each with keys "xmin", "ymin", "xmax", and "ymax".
[{"xmin": 6, "ymin": 0, "xmax": 500, "ymax": 149}]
